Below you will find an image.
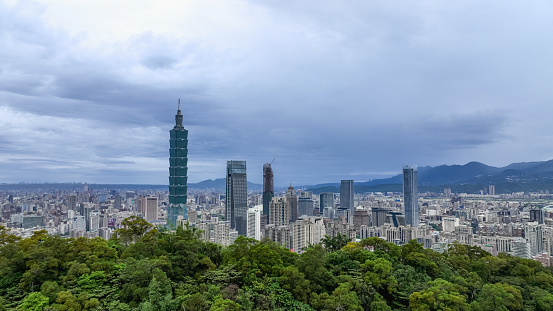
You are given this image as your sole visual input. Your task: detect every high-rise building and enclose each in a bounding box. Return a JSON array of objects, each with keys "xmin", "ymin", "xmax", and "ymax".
[
  {"xmin": 247, "ymin": 205, "xmax": 263, "ymax": 240},
  {"xmin": 89, "ymin": 211, "xmax": 100, "ymax": 232},
  {"xmin": 226, "ymin": 160, "xmax": 247, "ymax": 235},
  {"xmin": 168, "ymin": 101, "xmax": 189, "ymax": 227},
  {"xmin": 265, "ymin": 224, "xmax": 291, "ymax": 248},
  {"xmin": 340, "ymin": 180, "xmax": 354, "ymax": 223},
  {"xmin": 320, "ymin": 193, "xmax": 334, "ymax": 216},
  {"xmin": 269, "ymin": 197, "xmax": 290, "ymax": 226},
  {"xmin": 525, "ymin": 222, "xmax": 544, "ymax": 256},
  {"xmin": 114, "ymin": 194, "xmax": 122, "ymax": 210},
  {"xmin": 530, "ymin": 208, "xmax": 544, "ymax": 224},
  {"xmin": 298, "ymin": 197, "xmax": 314, "ymax": 217},
  {"xmin": 137, "ymin": 197, "xmax": 147, "ymax": 217},
  {"xmin": 214, "ymin": 221, "xmax": 231, "ymax": 246},
  {"xmin": 83, "ymin": 207, "xmax": 92, "ymax": 231},
  {"xmin": 144, "ymin": 196, "xmax": 158, "ymax": 222},
  {"xmin": 285, "ymin": 185, "xmax": 298, "ymax": 223},
  {"xmin": 292, "ymin": 216, "xmax": 325, "ymax": 254},
  {"xmin": 353, "ymin": 207, "xmax": 369, "ymax": 232},
  {"xmin": 403, "ymin": 165, "xmax": 419, "ymax": 227},
  {"xmin": 371, "ymin": 207, "xmax": 391, "ymax": 227},
  {"xmin": 68, "ymin": 194, "xmax": 77, "ymax": 211},
  {"xmin": 262, "ymin": 163, "xmax": 274, "ymax": 222}
]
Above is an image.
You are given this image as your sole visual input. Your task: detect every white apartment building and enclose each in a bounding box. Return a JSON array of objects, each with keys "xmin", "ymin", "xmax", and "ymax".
[{"xmin": 292, "ymin": 216, "xmax": 325, "ymax": 254}]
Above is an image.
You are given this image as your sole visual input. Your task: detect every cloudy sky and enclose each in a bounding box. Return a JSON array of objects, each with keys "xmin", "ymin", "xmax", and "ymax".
[{"xmin": 1, "ymin": 0, "xmax": 553, "ymax": 186}]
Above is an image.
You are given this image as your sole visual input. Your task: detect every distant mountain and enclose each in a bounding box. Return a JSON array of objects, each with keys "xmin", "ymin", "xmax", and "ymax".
[
  {"xmin": 307, "ymin": 159, "xmax": 553, "ymax": 194},
  {"xmin": 4, "ymin": 159, "xmax": 553, "ymax": 194},
  {"xmin": 501, "ymin": 161, "xmax": 543, "ymax": 171}
]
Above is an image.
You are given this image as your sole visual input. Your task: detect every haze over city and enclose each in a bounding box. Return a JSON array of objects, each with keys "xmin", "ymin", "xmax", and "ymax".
[{"xmin": 1, "ymin": 0, "xmax": 553, "ymax": 185}]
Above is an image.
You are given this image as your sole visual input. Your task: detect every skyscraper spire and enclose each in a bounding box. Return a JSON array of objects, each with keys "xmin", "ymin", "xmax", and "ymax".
[{"xmin": 175, "ymin": 99, "xmax": 183, "ymax": 128}]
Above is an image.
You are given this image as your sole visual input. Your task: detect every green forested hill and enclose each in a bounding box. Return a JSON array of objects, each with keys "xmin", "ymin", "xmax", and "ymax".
[{"xmin": 1, "ymin": 221, "xmax": 553, "ymax": 311}]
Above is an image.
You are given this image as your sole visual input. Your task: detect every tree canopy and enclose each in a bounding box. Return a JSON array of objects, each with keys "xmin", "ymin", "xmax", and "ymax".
[{"xmin": 0, "ymin": 220, "xmax": 552, "ymax": 310}]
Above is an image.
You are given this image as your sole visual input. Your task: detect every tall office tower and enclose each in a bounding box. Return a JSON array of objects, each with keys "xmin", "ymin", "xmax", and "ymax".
[
  {"xmin": 488, "ymin": 185, "xmax": 496, "ymax": 196},
  {"xmin": 168, "ymin": 102, "xmax": 189, "ymax": 227},
  {"xmin": 114, "ymin": 194, "xmax": 122, "ymax": 210},
  {"xmin": 319, "ymin": 193, "xmax": 334, "ymax": 215},
  {"xmin": 262, "ymin": 163, "xmax": 274, "ymax": 222},
  {"xmin": 298, "ymin": 197, "xmax": 314, "ymax": 217},
  {"xmin": 340, "ymin": 180, "xmax": 354, "ymax": 223},
  {"xmin": 226, "ymin": 160, "xmax": 248, "ymax": 235},
  {"xmin": 145, "ymin": 196, "xmax": 159, "ymax": 222},
  {"xmin": 525, "ymin": 223, "xmax": 544, "ymax": 256},
  {"xmin": 84, "ymin": 207, "xmax": 92, "ymax": 231},
  {"xmin": 68, "ymin": 194, "xmax": 77, "ymax": 211},
  {"xmin": 403, "ymin": 165, "xmax": 419, "ymax": 227},
  {"xmin": 269, "ymin": 197, "xmax": 290, "ymax": 226},
  {"xmin": 247, "ymin": 205, "xmax": 263, "ymax": 240},
  {"xmin": 285, "ymin": 185, "xmax": 298, "ymax": 223},
  {"xmin": 83, "ymin": 183, "xmax": 89, "ymax": 193}
]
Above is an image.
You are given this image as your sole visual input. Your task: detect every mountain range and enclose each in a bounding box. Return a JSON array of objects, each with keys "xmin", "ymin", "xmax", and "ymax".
[
  {"xmin": 306, "ymin": 160, "xmax": 553, "ymax": 194},
  {"xmin": 186, "ymin": 159, "xmax": 553, "ymax": 194},
  {"xmin": 4, "ymin": 160, "xmax": 553, "ymax": 194}
]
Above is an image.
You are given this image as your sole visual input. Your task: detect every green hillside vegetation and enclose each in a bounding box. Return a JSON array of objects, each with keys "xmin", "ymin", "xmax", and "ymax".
[{"xmin": 1, "ymin": 219, "xmax": 553, "ymax": 311}]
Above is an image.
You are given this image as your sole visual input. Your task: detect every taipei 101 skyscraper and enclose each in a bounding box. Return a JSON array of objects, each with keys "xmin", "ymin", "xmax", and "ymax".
[{"xmin": 168, "ymin": 100, "xmax": 188, "ymax": 227}]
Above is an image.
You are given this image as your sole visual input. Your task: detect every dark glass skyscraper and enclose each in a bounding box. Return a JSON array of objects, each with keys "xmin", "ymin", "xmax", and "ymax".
[
  {"xmin": 168, "ymin": 103, "xmax": 188, "ymax": 227},
  {"xmin": 285, "ymin": 185, "xmax": 298, "ymax": 223},
  {"xmin": 403, "ymin": 165, "xmax": 419, "ymax": 227},
  {"xmin": 226, "ymin": 160, "xmax": 247, "ymax": 235},
  {"xmin": 340, "ymin": 180, "xmax": 354, "ymax": 223},
  {"xmin": 262, "ymin": 163, "xmax": 274, "ymax": 221}
]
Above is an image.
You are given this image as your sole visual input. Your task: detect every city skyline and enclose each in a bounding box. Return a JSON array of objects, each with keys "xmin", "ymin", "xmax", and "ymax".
[{"xmin": 2, "ymin": 1, "xmax": 553, "ymax": 186}]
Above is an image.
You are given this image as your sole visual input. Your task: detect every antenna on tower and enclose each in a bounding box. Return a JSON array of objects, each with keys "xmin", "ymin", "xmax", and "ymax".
[
  {"xmin": 270, "ymin": 157, "xmax": 276, "ymax": 165},
  {"xmin": 178, "ymin": 98, "xmax": 181, "ymax": 111}
]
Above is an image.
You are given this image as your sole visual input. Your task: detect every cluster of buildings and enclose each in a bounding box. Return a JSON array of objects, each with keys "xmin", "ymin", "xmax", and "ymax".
[
  {"xmin": 3, "ymin": 106, "xmax": 553, "ymax": 265},
  {"xmin": 0, "ymin": 185, "xmax": 166, "ymax": 239},
  {"xmin": 185, "ymin": 164, "xmax": 419, "ymax": 254}
]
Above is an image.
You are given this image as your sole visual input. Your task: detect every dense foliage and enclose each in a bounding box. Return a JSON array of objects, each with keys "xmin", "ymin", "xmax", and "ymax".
[{"xmin": 2, "ymin": 222, "xmax": 553, "ymax": 311}]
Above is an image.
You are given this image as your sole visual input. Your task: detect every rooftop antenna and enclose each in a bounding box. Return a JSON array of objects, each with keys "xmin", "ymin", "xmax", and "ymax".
[
  {"xmin": 178, "ymin": 98, "xmax": 181, "ymax": 111},
  {"xmin": 270, "ymin": 157, "xmax": 276, "ymax": 165}
]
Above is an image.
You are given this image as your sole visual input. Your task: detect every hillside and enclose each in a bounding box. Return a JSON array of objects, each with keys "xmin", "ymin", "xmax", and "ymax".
[{"xmin": 1, "ymin": 224, "xmax": 553, "ymax": 310}]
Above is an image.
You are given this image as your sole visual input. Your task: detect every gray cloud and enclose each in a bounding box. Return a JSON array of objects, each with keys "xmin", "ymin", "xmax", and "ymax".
[{"xmin": 1, "ymin": 1, "xmax": 553, "ymax": 185}]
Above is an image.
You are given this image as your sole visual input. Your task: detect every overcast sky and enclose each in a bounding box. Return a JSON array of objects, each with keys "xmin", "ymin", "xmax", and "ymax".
[{"xmin": 1, "ymin": 0, "xmax": 553, "ymax": 186}]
